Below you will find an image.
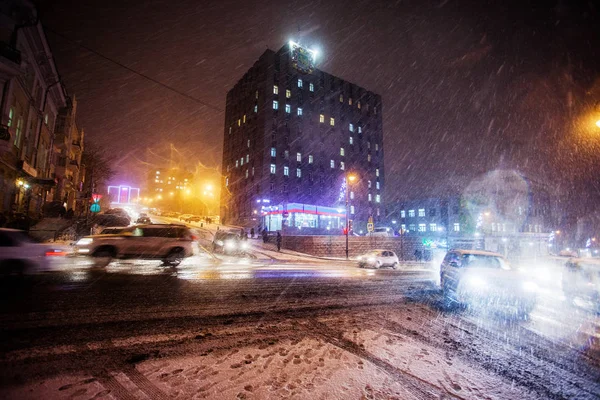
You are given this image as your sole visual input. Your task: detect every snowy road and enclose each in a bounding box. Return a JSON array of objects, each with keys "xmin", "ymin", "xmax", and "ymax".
[{"xmin": 0, "ymin": 253, "xmax": 599, "ymax": 399}]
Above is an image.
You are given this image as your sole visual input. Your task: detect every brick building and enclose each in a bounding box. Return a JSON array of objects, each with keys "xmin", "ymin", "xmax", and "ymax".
[{"xmin": 221, "ymin": 42, "xmax": 384, "ymax": 234}]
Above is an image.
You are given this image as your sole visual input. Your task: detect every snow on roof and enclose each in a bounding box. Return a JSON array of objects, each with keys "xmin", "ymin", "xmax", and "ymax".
[{"xmin": 450, "ymin": 249, "xmax": 504, "ymax": 257}]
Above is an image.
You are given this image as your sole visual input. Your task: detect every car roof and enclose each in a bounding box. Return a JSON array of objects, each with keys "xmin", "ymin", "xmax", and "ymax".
[
  {"xmin": 449, "ymin": 249, "xmax": 504, "ymax": 257},
  {"xmin": 569, "ymin": 258, "xmax": 600, "ymax": 265}
]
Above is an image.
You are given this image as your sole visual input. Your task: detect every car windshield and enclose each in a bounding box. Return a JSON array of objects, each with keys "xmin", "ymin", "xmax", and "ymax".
[{"xmin": 3, "ymin": 3, "xmax": 600, "ymax": 399}]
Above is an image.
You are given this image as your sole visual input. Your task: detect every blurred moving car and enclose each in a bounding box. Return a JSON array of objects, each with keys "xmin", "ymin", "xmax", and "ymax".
[
  {"xmin": 74, "ymin": 224, "xmax": 195, "ymax": 267},
  {"xmin": 369, "ymin": 227, "xmax": 394, "ymax": 237},
  {"xmin": 100, "ymin": 227, "xmax": 129, "ymax": 234},
  {"xmin": 357, "ymin": 250, "xmax": 399, "ymax": 269},
  {"xmin": 136, "ymin": 216, "xmax": 152, "ymax": 224},
  {"xmin": 562, "ymin": 258, "xmax": 600, "ymax": 312},
  {"xmin": 186, "ymin": 215, "xmax": 203, "ymax": 223},
  {"xmin": 440, "ymin": 249, "xmax": 537, "ymax": 315},
  {"xmin": 212, "ymin": 231, "xmax": 249, "ymax": 255},
  {"xmin": 0, "ymin": 228, "xmax": 68, "ymax": 274},
  {"xmin": 179, "ymin": 214, "xmax": 193, "ymax": 222}
]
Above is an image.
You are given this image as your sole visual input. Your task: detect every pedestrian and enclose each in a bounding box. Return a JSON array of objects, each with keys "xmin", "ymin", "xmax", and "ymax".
[
  {"xmin": 276, "ymin": 232, "xmax": 282, "ymax": 252},
  {"xmin": 262, "ymin": 228, "xmax": 268, "ymax": 243},
  {"xmin": 250, "ymin": 227, "xmax": 255, "ymax": 238}
]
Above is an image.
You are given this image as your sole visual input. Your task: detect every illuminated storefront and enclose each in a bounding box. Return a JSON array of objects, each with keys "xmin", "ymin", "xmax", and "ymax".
[{"xmin": 261, "ymin": 202, "xmax": 346, "ymax": 233}]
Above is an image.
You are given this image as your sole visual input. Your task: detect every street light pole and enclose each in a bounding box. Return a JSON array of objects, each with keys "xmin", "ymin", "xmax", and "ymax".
[{"xmin": 345, "ymin": 174, "xmax": 356, "ymax": 260}]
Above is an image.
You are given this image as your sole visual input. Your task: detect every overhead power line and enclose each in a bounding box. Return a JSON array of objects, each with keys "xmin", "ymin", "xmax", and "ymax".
[{"xmin": 44, "ymin": 26, "xmax": 224, "ymax": 113}]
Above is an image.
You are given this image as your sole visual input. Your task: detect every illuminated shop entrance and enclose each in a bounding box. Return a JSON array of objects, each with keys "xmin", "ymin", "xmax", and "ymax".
[{"xmin": 261, "ymin": 202, "xmax": 346, "ymax": 233}]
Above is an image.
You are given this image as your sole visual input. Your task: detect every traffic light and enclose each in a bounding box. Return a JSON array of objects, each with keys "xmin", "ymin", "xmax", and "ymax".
[
  {"xmin": 342, "ymin": 227, "xmax": 348, "ymax": 235},
  {"xmin": 348, "ymin": 220, "xmax": 353, "ymax": 232}
]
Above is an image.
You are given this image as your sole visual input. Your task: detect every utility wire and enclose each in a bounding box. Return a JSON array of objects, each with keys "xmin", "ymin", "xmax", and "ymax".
[{"xmin": 44, "ymin": 26, "xmax": 224, "ymax": 113}]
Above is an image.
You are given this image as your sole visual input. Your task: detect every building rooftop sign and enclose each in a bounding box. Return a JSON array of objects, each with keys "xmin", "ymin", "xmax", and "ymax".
[{"xmin": 289, "ymin": 41, "xmax": 317, "ymax": 74}]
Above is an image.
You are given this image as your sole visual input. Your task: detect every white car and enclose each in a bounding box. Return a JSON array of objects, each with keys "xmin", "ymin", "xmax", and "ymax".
[
  {"xmin": 369, "ymin": 227, "xmax": 394, "ymax": 237},
  {"xmin": 562, "ymin": 258, "xmax": 600, "ymax": 312},
  {"xmin": 357, "ymin": 250, "xmax": 399, "ymax": 269},
  {"xmin": 0, "ymin": 228, "xmax": 69, "ymax": 275},
  {"xmin": 440, "ymin": 249, "xmax": 537, "ymax": 315},
  {"xmin": 74, "ymin": 224, "xmax": 195, "ymax": 267}
]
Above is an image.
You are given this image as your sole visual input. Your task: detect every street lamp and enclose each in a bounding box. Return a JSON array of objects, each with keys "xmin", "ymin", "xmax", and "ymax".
[
  {"xmin": 345, "ymin": 174, "xmax": 357, "ymax": 260},
  {"xmin": 596, "ymin": 119, "xmax": 600, "ymax": 128}
]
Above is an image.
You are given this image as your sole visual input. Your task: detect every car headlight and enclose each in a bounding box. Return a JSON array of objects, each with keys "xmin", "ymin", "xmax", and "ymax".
[
  {"xmin": 465, "ymin": 276, "xmax": 487, "ymax": 288},
  {"xmin": 522, "ymin": 281, "xmax": 539, "ymax": 292},
  {"xmin": 357, "ymin": 256, "xmax": 363, "ymax": 261},
  {"xmin": 367, "ymin": 257, "xmax": 376, "ymax": 262},
  {"xmin": 76, "ymin": 238, "xmax": 93, "ymax": 246},
  {"xmin": 241, "ymin": 242, "xmax": 249, "ymax": 249},
  {"xmin": 224, "ymin": 241, "xmax": 236, "ymax": 249}
]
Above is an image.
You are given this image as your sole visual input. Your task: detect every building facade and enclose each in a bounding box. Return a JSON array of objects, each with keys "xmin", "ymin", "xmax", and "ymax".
[
  {"xmin": 221, "ymin": 43, "xmax": 384, "ymax": 233},
  {"xmin": 1, "ymin": 1, "xmax": 86, "ymax": 218}
]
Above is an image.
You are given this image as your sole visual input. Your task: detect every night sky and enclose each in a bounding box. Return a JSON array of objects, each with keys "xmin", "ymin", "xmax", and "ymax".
[{"xmin": 39, "ymin": 0, "xmax": 600, "ymax": 204}]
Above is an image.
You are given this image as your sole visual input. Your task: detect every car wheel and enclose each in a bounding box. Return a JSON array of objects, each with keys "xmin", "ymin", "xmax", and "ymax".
[
  {"xmin": 93, "ymin": 250, "xmax": 113, "ymax": 268},
  {"xmin": 163, "ymin": 249, "xmax": 184, "ymax": 266},
  {"xmin": 392, "ymin": 262, "xmax": 398, "ymax": 270},
  {"xmin": 441, "ymin": 278, "xmax": 458, "ymax": 310}
]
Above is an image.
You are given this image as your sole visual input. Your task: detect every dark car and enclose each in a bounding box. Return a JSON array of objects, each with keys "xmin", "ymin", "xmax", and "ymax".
[
  {"xmin": 212, "ymin": 231, "xmax": 249, "ymax": 255},
  {"xmin": 136, "ymin": 216, "xmax": 152, "ymax": 224}
]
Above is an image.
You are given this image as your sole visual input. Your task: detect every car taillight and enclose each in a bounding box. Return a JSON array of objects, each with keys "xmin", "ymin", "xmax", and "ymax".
[
  {"xmin": 45, "ymin": 249, "xmax": 67, "ymax": 257},
  {"xmin": 191, "ymin": 235, "xmax": 198, "ymax": 241}
]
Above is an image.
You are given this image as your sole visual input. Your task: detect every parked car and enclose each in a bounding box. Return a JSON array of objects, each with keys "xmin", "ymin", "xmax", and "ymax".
[
  {"xmin": 212, "ymin": 231, "xmax": 249, "ymax": 255},
  {"xmin": 357, "ymin": 250, "xmax": 399, "ymax": 269},
  {"xmin": 369, "ymin": 227, "xmax": 394, "ymax": 237},
  {"xmin": 0, "ymin": 228, "xmax": 69, "ymax": 275},
  {"xmin": 179, "ymin": 214, "xmax": 193, "ymax": 222},
  {"xmin": 562, "ymin": 258, "xmax": 600, "ymax": 312},
  {"xmin": 186, "ymin": 215, "xmax": 203, "ymax": 223},
  {"xmin": 74, "ymin": 224, "xmax": 195, "ymax": 267},
  {"xmin": 439, "ymin": 249, "xmax": 537, "ymax": 315}
]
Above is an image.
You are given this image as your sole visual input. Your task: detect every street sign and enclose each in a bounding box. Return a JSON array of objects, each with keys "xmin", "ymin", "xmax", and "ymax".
[
  {"xmin": 90, "ymin": 203, "xmax": 101, "ymax": 213},
  {"xmin": 367, "ymin": 223, "xmax": 374, "ymax": 232},
  {"xmin": 92, "ymin": 193, "xmax": 102, "ymax": 202},
  {"xmin": 282, "ymin": 211, "xmax": 289, "ymax": 218}
]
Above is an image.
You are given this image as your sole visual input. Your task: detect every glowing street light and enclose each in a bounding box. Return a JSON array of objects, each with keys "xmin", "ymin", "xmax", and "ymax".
[{"xmin": 596, "ymin": 119, "xmax": 600, "ymax": 128}]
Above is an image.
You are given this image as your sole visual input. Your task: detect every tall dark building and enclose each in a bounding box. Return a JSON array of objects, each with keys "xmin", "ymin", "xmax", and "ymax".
[{"xmin": 220, "ymin": 43, "xmax": 384, "ymax": 234}]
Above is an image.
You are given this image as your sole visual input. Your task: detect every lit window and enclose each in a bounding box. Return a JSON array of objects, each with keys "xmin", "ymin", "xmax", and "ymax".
[
  {"xmin": 7, "ymin": 107, "xmax": 14, "ymax": 127},
  {"xmin": 358, "ymin": 126, "xmax": 362, "ymax": 134},
  {"xmin": 330, "ymin": 117, "xmax": 335, "ymax": 126},
  {"xmin": 156, "ymin": 171, "xmax": 160, "ymax": 174},
  {"xmin": 308, "ymin": 155, "xmax": 313, "ymax": 164},
  {"xmin": 255, "ymin": 90, "xmax": 259, "ymax": 99},
  {"xmin": 400, "ymin": 210, "xmax": 405, "ymax": 218},
  {"xmin": 375, "ymin": 168, "xmax": 379, "ymax": 177},
  {"xmin": 238, "ymin": 119, "xmax": 241, "ymax": 126},
  {"xmin": 375, "ymin": 143, "xmax": 379, "ymax": 151},
  {"xmin": 350, "ymin": 191, "xmax": 354, "ymax": 199},
  {"xmin": 418, "ymin": 208, "xmax": 425, "ymax": 217},
  {"xmin": 286, "ymin": 89, "xmax": 291, "ymax": 98},
  {"xmin": 453, "ymin": 223, "xmax": 460, "ymax": 232},
  {"xmin": 225, "ymin": 177, "xmax": 229, "ymax": 187},
  {"xmin": 243, "ymin": 114, "xmax": 246, "ymax": 123},
  {"xmin": 246, "ymin": 154, "xmax": 249, "ymax": 162},
  {"xmin": 349, "ymin": 98, "xmax": 353, "ymax": 105},
  {"xmin": 418, "ymin": 224, "xmax": 426, "ymax": 232},
  {"xmin": 245, "ymin": 170, "xmax": 249, "ymax": 178},
  {"xmin": 339, "ymin": 94, "xmax": 343, "ymax": 103},
  {"xmin": 285, "ymin": 104, "xmax": 291, "ymax": 113},
  {"xmin": 296, "ymin": 152, "xmax": 301, "ymax": 162},
  {"xmin": 240, "ymin": 157, "xmax": 244, "ymax": 166},
  {"xmin": 376, "ymin": 194, "xmax": 381, "ymax": 203},
  {"xmin": 376, "ymin": 181, "xmax": 380, "ymax": 189},
  {"xmin": 350, "ymin": 205, "xmax": 355, "ymax": 214},
  {"xmin": 273, "ymin": 85, "xmax": 279, "ymax": 94},
  {"xmin": 401, "ymin": 224, "xmax": 406, "ymax": 232},
  {"xmin": 330, "ymin": 160, "xmax": 335, "ymax": 168},
  {"xmin": 155, "ymin": 179, "xmax": 159, "ymax": 183},
  {"xmin": 340, "ymin": 161, "xmax": 345, "ymax": 170},
  {"xmin": 430, "ymin": 223, "xmax": 437, "ymax": 232},
  {"xmin": 273, "ymin": 100, "xmax": 279, "ymax": 110},
  {"xmin": 409, "ymin": 224, "xmax": 415, "ymax": 231},
  {"xmin": 408, "ymin": 209, "xmax": 415, "ymax": 217},
  {"xmin": 349, "ymin": 123, "xmax": 354, "ymax": 132},
  {"xmin": 254, "ymin": 105, "xmax": 258, "ymax": 113},
  {"xmin": 252, "ymin": 167, "xmax": 255, "ymax": 176},
  {"xmin": 298, "ymin": 79, "xmax": 303, "ymax": 88},
  {"xmin": 309, "ymin": 83, "xmax": 314, "ymax": 92},
  {"xmin": 368, "ymin": 193, "xmax": 372, "ymax": 201},
  {"xmin": 247, "ymin": 139, "xmax": 250, "ymax": 147},
  {"xmin": 319, "ymin": 114, "xmax": 325, "ymax": 123},
  {"xmin": 297, "ymin": 107, "xmax": 303, "ymax": 116},
  {"xmin": 296, "ymin": 168, "xmax": 301, "ymax": 178},
  {"xmin": 229, "ymin": 126, "xmax": 232, "ymax": 134},
  {"xmin": 357, "ymin": 101, "xmax": 361, "ymax": 109},
  {"xmin": 349, "ymin": 137, "xmax": 353, "ymax": 145},
  {"xmin": 368, "ymin": 180, "xmax": 372, "ymax": 188},
  {"xmin": 340, "ymin": 148, "xmax": 345, "ymax": 156},
  {"xmin": 367, "ymin": 154, "xmax": 371, "ymax": 162},
  {"xmin": 271, "ymin": 147, "xmax": 276, "ymax": 157},
  {"xmin": 270, "ymin": 164, "xmax": 276, "ymax": 174},
  {"xmin": 235, "ymin": 160, "xmax": 239, "ymax": 167},
  {"xmin": 44, "ymin": 114, "xmax": 48, "ymax": 124},
  {"xmin": 284, "ymin": 166, "xmax": 289, "ymax": 176}
]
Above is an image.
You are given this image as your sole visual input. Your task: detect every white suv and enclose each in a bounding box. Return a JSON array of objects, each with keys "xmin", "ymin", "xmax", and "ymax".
[{"xmin": 75, "ymin": 224, "xmax": 195, "ymax": 266}]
